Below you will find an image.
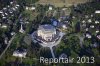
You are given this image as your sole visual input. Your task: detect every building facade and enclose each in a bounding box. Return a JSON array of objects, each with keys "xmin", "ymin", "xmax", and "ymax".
[{"xmin": 37, "ymin": 24, "xmax": 56, "ymax": 41}]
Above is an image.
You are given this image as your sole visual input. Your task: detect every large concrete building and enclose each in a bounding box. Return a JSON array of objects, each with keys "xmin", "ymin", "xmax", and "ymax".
[
  {"xmin": 31, "ymin": 24, "xmax": 64, "ymax": 47},
  {"xmin": 37, "ymin": 24, "xmax": 57, "ymax": 42}
]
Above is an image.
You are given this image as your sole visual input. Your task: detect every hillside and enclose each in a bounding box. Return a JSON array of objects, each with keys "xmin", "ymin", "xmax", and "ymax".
[{"xmin": 36, "ymin": 0, "xmax": 93, "ymax": 7}]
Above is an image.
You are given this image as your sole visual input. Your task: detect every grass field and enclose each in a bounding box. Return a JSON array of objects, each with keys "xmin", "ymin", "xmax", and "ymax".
[{"xmin": 36, "ymin": 0, "xmax": 92, "ymax": 7}]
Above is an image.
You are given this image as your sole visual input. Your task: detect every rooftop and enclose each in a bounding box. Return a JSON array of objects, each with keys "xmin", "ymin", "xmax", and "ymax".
[{"xmin": 38, "ymin": 24, "xmax": 56, "ymax": 33}]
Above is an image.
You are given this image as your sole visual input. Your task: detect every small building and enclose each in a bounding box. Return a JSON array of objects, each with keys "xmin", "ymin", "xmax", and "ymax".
[
  {"xmin": 62, "ymin": 7, "xmax": 71, "ymax": 16},
  {"xmin": 1, "ymin": 13, "xmax": 5, "ymax": 17},
  {"xmin": 13, "ymin": 48, "xmax": 27, "ymax": 58},
  {"xmin": 97, "ymin": 35, "xmax": 100, "ymax": 40},
  {"xmin": 85, "ymin": 33, "xmax": 92, "ymax": 39},
  {"xmin": 85, "ymin": 15, "xmax": 89, "ymax": 18},
  {"xmin": 58, "ymin": 22, "xmax": 68, "ymax": 30},
  {"xmin": 90, "ymin": 25, "xmax": 94, "ymax": 28},
  {"xmin": 11, "ymin": 32, "xmax": 15, "ymax": 36},
  {"xmin": 0, "ymin": 10, "xmax": 3, "ymax": 14},
  {"xmin": 59, "ymin": 53, "xmax": 67, "ymax": 59},
  {"xmin": 3, "ymin": 8, "xmax": 7, "ymax": 10},
  {"xmin": 85, "ymin": 28, "xmax": 89, "ymax": 31},
  {"xmin": 26, "ymin": 6, "xmax": 35, "ymax": 10},
  {"xmin": 12, "ymin": 7, "xmax": 16, "ymax": 11},
  {"xmin": 5, "ymin": 13, "xmax": 8, "ymax": 16},
  {"xmin": 31, "ymin": 7, "xmax": 35, "ymax": 10},
  {"xmin": 2, "ymin": 16, "xmax": 7, "ymax": 19},
  {"xmin": 49, "ymin": 6, "xmax": 53, "ymax": 10},
  {"xmin": 95, "ymin": 10, "xmax": 100, "ymax": 14},
  {"xmin": 1, "ymin": 24, "xmax": 7, "ymax": 28},
  {"xmin": 51, "ymin": 19, "xmax": 58, "ymax": 26},
  {"xmin": 53, "ymin": 21, "xmax": 57, "ymax": 26},
  {"xmin": 62, "ymin": 24, "xmax": 68, "ymax": 29},
  {"xmin": 26, "ymin": 7, "xmax": 28, "ymax": 10},
  {"xmin": 95, "ymin": 21, "xmax": 99, "ymax": 24},
  {"xmin": 91, "ymin": 43, "xmax": 98, "ymax": 48},
  {"xmin": 91, "ymin": 14, "xmax": 93, "ymax": 17},
  {"xmin": 7, "ymin": 5, "xmax": 10, "ymax": 8},
  {"xmin": 82, "ymin": 20, "xmax": 86, "ymax": 23},
  {"xmin": 88, "ymin": 19, "xmax": 92, "ymax": 23},
  {"xmin": 10, "ymin": 1, "xmax": 13, "ymax": 4},
  {"xmin": 16, "ymin": 4, "xmax": 20, "ymax": 7},
  {"xmin": 95, "ymin": 30, "xmax": 99, "ymax": 33}
]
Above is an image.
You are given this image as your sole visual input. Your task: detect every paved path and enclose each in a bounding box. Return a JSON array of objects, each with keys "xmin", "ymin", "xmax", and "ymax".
[
  {"xmin": 0, "ymin": 34, "xmax": 16, "ymax": 59},
  {"xmin": 78, "ymin": 36, "xmax": 84, "ymax": 48},
  {"xmin": 75, "ymin": 35, "xmax": 84, "ymax": 48},
  {"xmin": 50, "ymin": 47, "xmax": 55, "ymax": 58}
]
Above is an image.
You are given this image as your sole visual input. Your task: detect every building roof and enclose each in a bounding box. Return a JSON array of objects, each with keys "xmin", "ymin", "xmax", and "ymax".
[
  {"xmin": 13, "ymin": 47, "xmax": 27, "ymax": 58},
  {"xmin": 95, "ymin": 10, "xmax": 100, "ymax": 14},
  {"xmin": 96, "ymin": 33, "xmax": 100, "ymax": 40},
  {"xmin": 59, "ymin": 53, "xmax": 67, "ymax": 58},
  {"xmin": 51, "ymin": 18, "xmax": 58, "ymax": 26},
  {"xmin": 85, "ymin": 32, "xmax": 92, "ymax": 38},
  {"xmin": 49, "ymin": 6, "xmax": 53, "ymax": 10},
  {"xmin": 38, "ymin": 24, "xmax": 56, "ymax": 33}
]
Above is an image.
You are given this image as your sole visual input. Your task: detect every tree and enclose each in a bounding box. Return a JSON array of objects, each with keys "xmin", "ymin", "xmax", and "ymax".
[{"xmin": 67, "ymin": 35, "xmax": 81, "ymax": 53}]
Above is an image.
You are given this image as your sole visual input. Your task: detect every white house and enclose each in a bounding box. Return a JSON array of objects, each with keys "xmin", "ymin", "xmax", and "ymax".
[
  {"xmin": 49, "ymin": 6, "xmax": 53, "ymax": 10},
  {"xmin": 26, "ymin": 6, "xmax": 35, "ymax": 10},
  {"xmin": 95, "ymin": 10, "xmax": 100, "ymax": 14},
  {"xmin": 13, "ymin": 49, "xmax": 27, "ymax": 58},
  {"xmin": 86, "ymin": 33, "xmax": 92, "ymax": 38},
  {"xmin": 97, "ymin": 35, "xmax": 100, "ymax": 40},
  {"xmin": 1, "ymin": 24, "xmax": 7, "ymax": 28},
  {"xmin": 59, "ymin": 53, "xmax": 67, "ymax": 59}
]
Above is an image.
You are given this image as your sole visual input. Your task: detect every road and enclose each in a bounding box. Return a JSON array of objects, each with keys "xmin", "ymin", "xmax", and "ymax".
[
  {"xmin": 50, "ymin": 47, "xmax": 55, "ymax": 58},
  {"xmin": 78, "ymin": 36, "xmax": 84, "ymax": 48},
  {"xmin": 0, "ymin": 34, "xmax": 16, "ymax": 59},
  {"xmin": 75, "ymin": 35, "xmax": 84, "ymax": 48}
]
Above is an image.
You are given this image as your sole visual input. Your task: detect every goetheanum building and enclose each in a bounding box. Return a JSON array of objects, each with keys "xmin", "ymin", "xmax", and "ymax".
[
  {"xmin": 31, "ymin": 24, "xmax": 65, "ymax": 58},
  {"xmin": 31, "ymin": 24, "xmax": 62, "ymax": 47},
  {"xmin": 38, "ymin": 25, "xmax": 56, "ymax": 42}
]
